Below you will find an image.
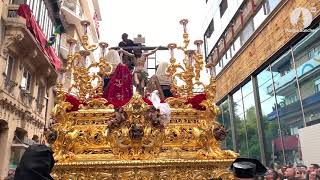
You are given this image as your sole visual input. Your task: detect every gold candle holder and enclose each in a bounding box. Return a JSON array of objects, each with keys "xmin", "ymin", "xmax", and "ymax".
[
  {"xmin": 80, "ymin": 20, "xmax": 90, "ymax": 35},
  {"xmin": 194, "ymin": 40, "xmax": 203, "ymax": 54},
  {"xmin": 99, "ymin": 42, "xmax": 108, "ymax": 59},
  {"xmin": 67, "ymin": 38, "xmax": 77, "ymax": 55}
]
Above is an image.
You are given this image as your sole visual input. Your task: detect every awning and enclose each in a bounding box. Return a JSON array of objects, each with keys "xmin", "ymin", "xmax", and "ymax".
[{"xmin": 273, "ymin": 135, "xmax": 299, "ymax": 151}]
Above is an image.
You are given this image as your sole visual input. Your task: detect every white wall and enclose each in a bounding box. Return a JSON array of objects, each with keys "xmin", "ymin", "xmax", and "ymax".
[
  {"xmin": 202, "ymin": 0, "xmax": 244, "ymax": 53},
  {"xmin": 299, "ymin": 123, "xmax": 320, "ymax": 166}
]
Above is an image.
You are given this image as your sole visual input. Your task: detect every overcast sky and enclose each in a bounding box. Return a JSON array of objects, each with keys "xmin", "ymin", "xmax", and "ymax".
[
  {"xmin": 97, "ymin": 0, "xmax": 210, "ymax": 86},
  {"xmin": 98, "ymin": 0, "xmax": 207, "ymax": 62}
]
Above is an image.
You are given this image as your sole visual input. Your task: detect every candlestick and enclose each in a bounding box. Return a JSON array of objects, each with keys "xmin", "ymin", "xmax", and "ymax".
[
  {"xmin": 179, "ymin": 19, "xmax": 188, "ymax": 33},
  {"xmin": 80, "ymin": 20, "xmax": 90, "ymax": 35},
  {"xmin": 99, "ymin": 42, "xmax": 108, "ymax": 59}
]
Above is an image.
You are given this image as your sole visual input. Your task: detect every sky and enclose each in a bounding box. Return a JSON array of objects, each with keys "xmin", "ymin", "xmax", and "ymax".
[
  {"xmin": 97, "ymin": 0, "xmax": 210, "ymax": 85},
  {"xmin": 98, "ymin": 0, "xmax": 207, "ymax": 63}
]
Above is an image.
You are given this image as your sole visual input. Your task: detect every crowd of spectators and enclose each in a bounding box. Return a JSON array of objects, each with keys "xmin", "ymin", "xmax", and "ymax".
[{"xmin": 265, "ymin": 163, "xmax": 320, "ymax": 180}]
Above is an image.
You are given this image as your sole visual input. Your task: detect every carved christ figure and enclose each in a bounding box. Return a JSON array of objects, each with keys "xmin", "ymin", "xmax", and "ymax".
[{"xmin": 119, "ymin": 47, "xmax": 159, "ymax": 96}]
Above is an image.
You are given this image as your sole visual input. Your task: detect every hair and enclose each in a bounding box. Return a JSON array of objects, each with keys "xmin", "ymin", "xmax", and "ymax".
[
  {"xmin": 156, "ymin": 61, "xmax": 169, "ymax": 76},
  {"xmin": 106, "ymin": 49, "xmax": 121, "ymax": 66},
  {"xmin": 312, "ymin": 164, "xmax": 320, "ymax": 169},
  {"xmin": 270, "ymin": 169, "xmax": 279, "ymax": 180},
  {"xmin": 133, "ymin": 49, "xmax": 142, "ymax": 58},
  {"xmin": 122, "ymin": 33, "xmax": 128, "ymax": 38}
]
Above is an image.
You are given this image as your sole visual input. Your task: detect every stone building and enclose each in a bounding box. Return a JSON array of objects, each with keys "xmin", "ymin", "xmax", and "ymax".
[
  {"xmin": 0, "ymin": 0, "xmax": 101, "ymax": 178},
  {"xmin": 203, "ymin": 0, "xmax": 320, "ymax": 166},
  {"xmin": 59, "ymin": 0, "xmax": 102, "ymax": 88}
]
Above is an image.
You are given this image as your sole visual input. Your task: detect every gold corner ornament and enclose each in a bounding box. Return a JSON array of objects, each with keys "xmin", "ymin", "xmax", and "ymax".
[
  {"xmin": 50, "ymin": 19, "xmax": 237, "ymax": 179},
  {"xmin": 166, "ymin": 20, "xmax": 205, "ymax": 97}
]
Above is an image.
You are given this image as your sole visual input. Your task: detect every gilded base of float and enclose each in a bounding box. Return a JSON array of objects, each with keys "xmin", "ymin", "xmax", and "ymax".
[{"xmin": 52, "ymin": 159, "xmax": 234, "ymax": 179}]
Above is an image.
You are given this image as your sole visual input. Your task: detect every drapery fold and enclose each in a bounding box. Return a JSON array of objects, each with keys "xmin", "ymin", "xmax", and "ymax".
[{"xmin": 17, "ymin": 4, "xmax": 61, "ymax": 70}]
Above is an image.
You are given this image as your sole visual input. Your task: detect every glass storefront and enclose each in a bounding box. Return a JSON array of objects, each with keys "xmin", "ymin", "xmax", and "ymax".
[
  {"xmin": 217, "ymin": 99, "xmax": 233, "ymax": 150},
  {"xmin": 216, "ymin": 27, "xmax": 320, "ymax": 166},
  {"xmin": 232, "ymin": 81, "xmax": 261, "ymax": 159}
]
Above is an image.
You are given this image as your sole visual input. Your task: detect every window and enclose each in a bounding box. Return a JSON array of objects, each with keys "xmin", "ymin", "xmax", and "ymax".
[
  {"xmin": 205, "ymin": 19, "xmax": 214, "ymax": 38},
  {"xmin": 308, "ymin": 48, "xmax": 316, "ymax": 59},
  {"xmin": 21, "ymin": 69, "xmax": 32, "ymax": 91},
  {"xmin": 5, "ymin": 56, "xmax": 14, "ymax": 80},
  {"xmin": 240, "ymin": 19, "xmax": 255, "ymax": 45},
  {"xmin": 315, "ymin": 79, "xmax": 320, "ymax": 93},
  {"xmin": 10, "ymin": 0, "xmax": 24, "ymax": 4},
  {"xmin": 215, "ymin": 61, "xmax": 222, "ymax": 75},
  {"xmin": 36, "ymin": 84, "xmax": 45, "ymax": 112},
  {"xmin": 223, "ymin": 52, "xmax": 230, "ymax": 66},
  {"xmin": 219, "ymin": 0, "xmax": 228, "ymax": 17},
  {"xmin": 266, "ymin": 0, "xmax": 280, "ymax": 13},
  {"xmin": 286, "ymin": 94, "xmax": 298, "ymax": 105},
  {"xmin": 217, "ymin": 100, "xmax": 233, "ymax": 150},
  {"xmin": 253, "ymin": 4, "xmax": 268, "ymax": 29},
  {"xmin": 233, "ymin": 36, "xmax": 241, "ymax": 55}
]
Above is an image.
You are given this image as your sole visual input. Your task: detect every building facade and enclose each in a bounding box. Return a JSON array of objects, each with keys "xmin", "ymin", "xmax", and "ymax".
[
  {"xmin": 0, "ymin": 0, "xmax": 102, "ymax": 178},
  {"xmin": 59, "ymin": 0, "xmax": 102, "ymax": 88},
  {"xmin": 203, "ymin": 0, "xmax": 320, "ymax": 166},
  {"xmin": 0, "ymin": 0, "xmax": 63, "ymax": 178}
]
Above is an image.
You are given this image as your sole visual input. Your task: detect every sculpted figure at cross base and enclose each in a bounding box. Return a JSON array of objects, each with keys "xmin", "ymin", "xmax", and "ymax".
[{"xmin": 119, "ymin": 47, "xmax": 159, "ymax": 96}]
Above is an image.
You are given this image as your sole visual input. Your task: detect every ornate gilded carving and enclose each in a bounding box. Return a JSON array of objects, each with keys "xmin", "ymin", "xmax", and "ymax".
[
  {"xmin": 50, "ymin": 19, "xmax": 237, "ymax": 179},
  {"xmin": 166, "ymin": 20, "xmax": 205, "ymax": 97}
]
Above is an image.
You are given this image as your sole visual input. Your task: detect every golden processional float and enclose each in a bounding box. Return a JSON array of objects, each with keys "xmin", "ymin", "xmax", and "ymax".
[{"xmin": 50, "ymin": 19, "xmax": 238, "ymax": 179}]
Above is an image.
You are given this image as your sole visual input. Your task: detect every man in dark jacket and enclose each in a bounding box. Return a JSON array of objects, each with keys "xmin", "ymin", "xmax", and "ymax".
[
  {"xmin": 118, "ymin": 33, "xmax": 136, "ymax": 71},
  {"xmin": 14, "ymin": 144, "xmax": 55, "ymax": 180}
]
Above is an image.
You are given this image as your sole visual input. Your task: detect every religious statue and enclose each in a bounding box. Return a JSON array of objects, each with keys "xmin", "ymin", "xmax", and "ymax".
[
  {"xmin": 146, "ymin": 61, "xmax": 172, "ymax": 99},
  {"xmin": 103, "ymin": 63, "xmax": 133, "ymax": 103},
  {"xmin": 108, "ymin": 107, "xmax": 128, "ymax": 130},
  {"xmin": 129, "ymin": 123, "xmax": 144, "ymax": 140},
  {"xmin": 213, "ymin": 124, "xmax": 228, "ymax": 141},
  {"xmin": 119, "ymin": 47, "xmax": 159, "ymax": 96},
  {"xmin": 145, "ymin": 106, "xmax": 165, "ymax": 131}
]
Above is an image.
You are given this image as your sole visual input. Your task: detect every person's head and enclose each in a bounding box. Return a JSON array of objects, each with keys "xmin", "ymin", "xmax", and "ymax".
[
  {"xmin": 297, "ymin": 164, "xmax": 307, "ymax": 174},
  {"xmin": 284, "ymin": 167, "xmax": 296, "ymax": 178},
  {"xmin": 122, "ymin": 33, "xmax": 128, "ymax": 41},
  {"xmin": 32, "ymin": 135, "xmax": 39, "ymax": 143},
  {"xmin": 309, "ymin": 164, "xmax": 320, "ymax": 173},
  {"xmin": 133, "ymin": 49, "xmax": 142, "ymax": 58},
  {"xmin": 156, "ymin": 61, "xmax": 169, "ymax": 76},
  {"xmin": 14, "ymin": 144, "xmax": 55, "ymax": 180},
  {"xmin": 106, "ymin": 49, "xmax": 121, "ymax": 66},
  {"xmin": 265, "ymin": 169, "xmax": 279, "ymax": 180},
  {"xmin": 230, "ymin": 158, "xmax": 267, "ymax": 180},
  {"xmin": 308, "ymin": 171, "xmax": 317, "ymax": 180}
]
